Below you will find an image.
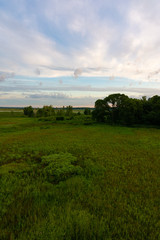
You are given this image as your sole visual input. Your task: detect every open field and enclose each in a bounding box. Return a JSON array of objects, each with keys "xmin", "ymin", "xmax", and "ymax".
[
  {"xmin": 0, "ymin": 108, "xmax": 23, "ymax": 112},
  {"xmin": 0, "ymin": 114, "xmax": 160, "ymax": 239}
]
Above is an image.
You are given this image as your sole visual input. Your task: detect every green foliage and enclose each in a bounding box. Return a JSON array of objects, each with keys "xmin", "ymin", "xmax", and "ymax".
[
  {"xmin": 0, "ymin": 111, "xmax": 23, "ymax": 118},
  {"xmin": 56, "ymin": 116, "xmax": 64, "ymax": 121},
  {"xmin": 65, "ymin": 105, "xmax": 73, "ymax": 116},
  {"xmin": 146, "ymin": 95, "xmax": 160, "ymax": 124},
  {"xmin": 23, "ymin": 106, "xmax": 34, "ymax": 117},
  {"xmin": 56, "ymin": 107, "xmax": 65, "ymax": 116},
  {"xmin": 84, "ymin": 108, "xmax": 91, "ymax": 115},
  {"xmin": 0, "ymin": 116, "xmax": 160, "ymax": 239},
  {"xmin": 41, "ymin": 153, "xmax": 82, "ymax": 182},
  {"xmin": 92, "ymin": 99, "xmax": 109, "ymax": 122},
  {"xmin": 93, "ymin": 93, "xmax": 160, "ymax": 126},
  {"xmin": 36, "ymin": 105, "xmax": 55, "ymax": 117}
]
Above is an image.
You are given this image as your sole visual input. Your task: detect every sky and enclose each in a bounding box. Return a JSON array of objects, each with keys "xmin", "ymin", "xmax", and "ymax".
[{"xmin": 0, "ymin": 0, "xmax": 160, "ymax": 107}]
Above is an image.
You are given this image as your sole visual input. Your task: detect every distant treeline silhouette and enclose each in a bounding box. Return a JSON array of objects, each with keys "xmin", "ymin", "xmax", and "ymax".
[
  {"xmin": 23, "ymin": 105, "xmax": 92, "ymax": 119},
  {"xmin": 23, "ymin": 105, "xmax": 74, "ymax": 118},
  {"xmin": 92, "ymin": 93, "xmax": 160, "ymax": 126}
]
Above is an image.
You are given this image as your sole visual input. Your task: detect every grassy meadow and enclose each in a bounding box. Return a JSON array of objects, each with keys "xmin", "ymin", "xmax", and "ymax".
[{"xmin": 0, "ymin": 112, "xmax": 160, "ymax": 239}]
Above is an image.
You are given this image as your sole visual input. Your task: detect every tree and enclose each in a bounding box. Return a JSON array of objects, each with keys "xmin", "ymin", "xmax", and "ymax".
[
  {"xmin": 42, "ymin": 105, "xmax": 55, "ymax": 117},
  {"xmin": 93, "ymin": 94, "xmax": 145, "ymax": 125},
  {"xmin": 84, "ymin": 108, "xmax": 91, "ymax": 115},
  {"xmin": 56, "ymin": 106, "xmax": 65, "ymax": 116},
  {"xmin": 146, "ymin": 95, "xmax": 160, "ymax": 124},
  {"xmin": 65, "ymin": 105, "xmax": 73, "ymax": 116},
  {"xmin": 92, "ymin": 99, "xmax": 110, "ymax": 122},
  {"xmin": 36, "ymin": 108, "xmax": 43, "ymax": 117},
  {"xmin": 23, "ymin": 106, "xmax": 34, "ymax": 117},
  {"xmin": 104, "ymin": 94, "xmax": 129, "ymax": 124},
  {"xmin": 36, "ymin": 105, "xmax": 55, "ymax": 117}
]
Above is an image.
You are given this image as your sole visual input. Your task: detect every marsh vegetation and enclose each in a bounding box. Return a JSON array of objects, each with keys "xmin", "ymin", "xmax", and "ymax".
[{"xmin": 0, "ymin": 102, "xmax": 160, "ymax": 239}]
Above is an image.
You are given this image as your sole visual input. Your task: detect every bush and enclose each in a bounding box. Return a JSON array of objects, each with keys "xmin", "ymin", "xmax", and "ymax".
[
  {"xmin": 36, "ymin": 106, "xmax": 55, "ymax": 117},
  {"xmin": 84, "ymin": 108, "xmax": 91, "ymax": 115},
  {"xmin": 41, "ymin": 153, "xmax": 82, "ymax": 183},
  {"xmin": 56, "ymin": 116, "xmax": 64, "ymax": 121},
  {"xmin": 23, "ymin": 106, "xmax": 34, "ymax": 117}
]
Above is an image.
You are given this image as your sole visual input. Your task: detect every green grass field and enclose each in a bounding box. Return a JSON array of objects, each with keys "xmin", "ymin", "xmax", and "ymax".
[{"xmin": 0, "ymin": 113, "xmax": 160, "ymax": 239}]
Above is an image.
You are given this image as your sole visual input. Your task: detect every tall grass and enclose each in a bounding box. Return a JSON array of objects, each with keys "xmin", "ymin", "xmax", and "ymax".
[{"xmin": 0, "ymin": 116, "xmax": 160, "ymax": 239}]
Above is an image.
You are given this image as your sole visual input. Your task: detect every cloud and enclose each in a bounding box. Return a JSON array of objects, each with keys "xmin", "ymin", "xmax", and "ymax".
[
  {"xmin": 1, "ymin": 81, "xmax": 160, "ymax": 98},
  {"xmin": 0, "ymin": 1, "xmax": 134, "ymax": 79},
  {"xmin": 28, "ymin": 92, "xmax": 70, "ymax": 99},
  {"xmin": 109, "ymin": 75, "xmax": 115, "ymax": 81},
  {"xmin": 59, "ymin": 79, "xmax": 63, "ymax": 84},
  {"xmin": 74, "ymin": 68, "xmax": 83, "ymax": 78},
  {"xmin": 148, "ymin": 69, "xmax": 160, "ymax": 79},
  {"xmin": 40, "ymin": 65, "xmax": 111, "ymax": 78},
  {"xmin": 0, "ymin": 9, "xmax": 67, "ymax": 76},
  {"xmin": 1, "ymin": 0, "xmax": 160, "ymax": 107},
  {"xmin": 35, "ymin": 68, "xmax": 41, "ymax": 75},
  {"xmin": 0, "ymin": 72, "xmax": 15, "ymax": 82}
]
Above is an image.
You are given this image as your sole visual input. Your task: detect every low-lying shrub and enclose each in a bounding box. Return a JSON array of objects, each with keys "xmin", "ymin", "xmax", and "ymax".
[{"xmin": 41, "ymin": 152, "xmax": 82, "ymax": 183}]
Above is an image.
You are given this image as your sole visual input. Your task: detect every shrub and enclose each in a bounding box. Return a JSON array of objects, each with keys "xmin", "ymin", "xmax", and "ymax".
[
  {"xmin": 56, "ymin": 116, "xmax": 64, "ymax": 121},
  {"xmin": 84, "ymin": 108, "xmax": 91, "ymax": 115},
  {"xmin": 36, "ymin": 105, "xmax": 55, "ymax": 117},
  {"xmin": 23, "ymin": 106, "xmax": 34, "ymax": 117},
  {"xmin": 41, "ymin": 153, "xmax": 82, "ymax": 183}
]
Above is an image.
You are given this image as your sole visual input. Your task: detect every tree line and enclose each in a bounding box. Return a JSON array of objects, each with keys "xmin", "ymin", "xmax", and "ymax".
[
  {"xmin": 23, "ymin": 105, "xmax": 91, "ymax": 118},
  {"xmin": 92, "ymin": 93, "xmax": 160, "ymax": 125},
  {"xmin": 24, "ymin": 105, "xmax": 74, "ymax": 118},
  {"xmin": 24, "ymin": 94, "xmax": 160, "ymax": 126}
]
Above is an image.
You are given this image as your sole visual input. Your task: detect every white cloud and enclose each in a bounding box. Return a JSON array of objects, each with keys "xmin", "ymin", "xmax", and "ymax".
[
  {"xmin": 0, "ymin": 71, "xmax": 15, "ymax": 81},
  {"xmin": 0, "ymin": 9, "xmax": 67, "ymax": 76},
  {"xmin": 0, "ymin": 0, "xmax": 160, "ymax": 82}
]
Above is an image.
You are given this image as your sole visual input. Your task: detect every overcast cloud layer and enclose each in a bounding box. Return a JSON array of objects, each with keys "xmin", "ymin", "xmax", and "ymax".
[{"xmin": 0, "ymin": 0, "xmax": 160, "ymax": 106}]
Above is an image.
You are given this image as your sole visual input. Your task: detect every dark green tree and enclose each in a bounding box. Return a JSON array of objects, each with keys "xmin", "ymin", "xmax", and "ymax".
[
  {"xmin": 104, "ymin": 94, "xmax": 129, "ymax": 124},
  {"xmin": 42, "ymin": 105, "xmax": 55, "ymax": 117},
  {"xmin": 147, "ymin": 95, "xmax": 160, "ymax": 124},
  {"xmin": 65, "ymin": 105, "xmax": 73, "ymax": 116},
  {"xmin": 92, "ymin": 99, "xmax": 110, "ymax": 122},
  {"xmin": 23, "ymin": 106, "xmax": 34, "ymax": 117},
  {"xmin": 84, "ymin": 108, "xmax": 91, "ymax": 115},
  {"xmin": 36, "ymin": 105, "xmax": 55, "ymax": 117},
  {"xmin": 56, "ymin": 106, "xmax": 65, "ymax": 116},
  {"xmin": 92, "ymin": 93, "xmax": 160, "ymax": 126},
  {"xmin": 36, "ymin": 108, "xmax": 43, "ymax": 117}
]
